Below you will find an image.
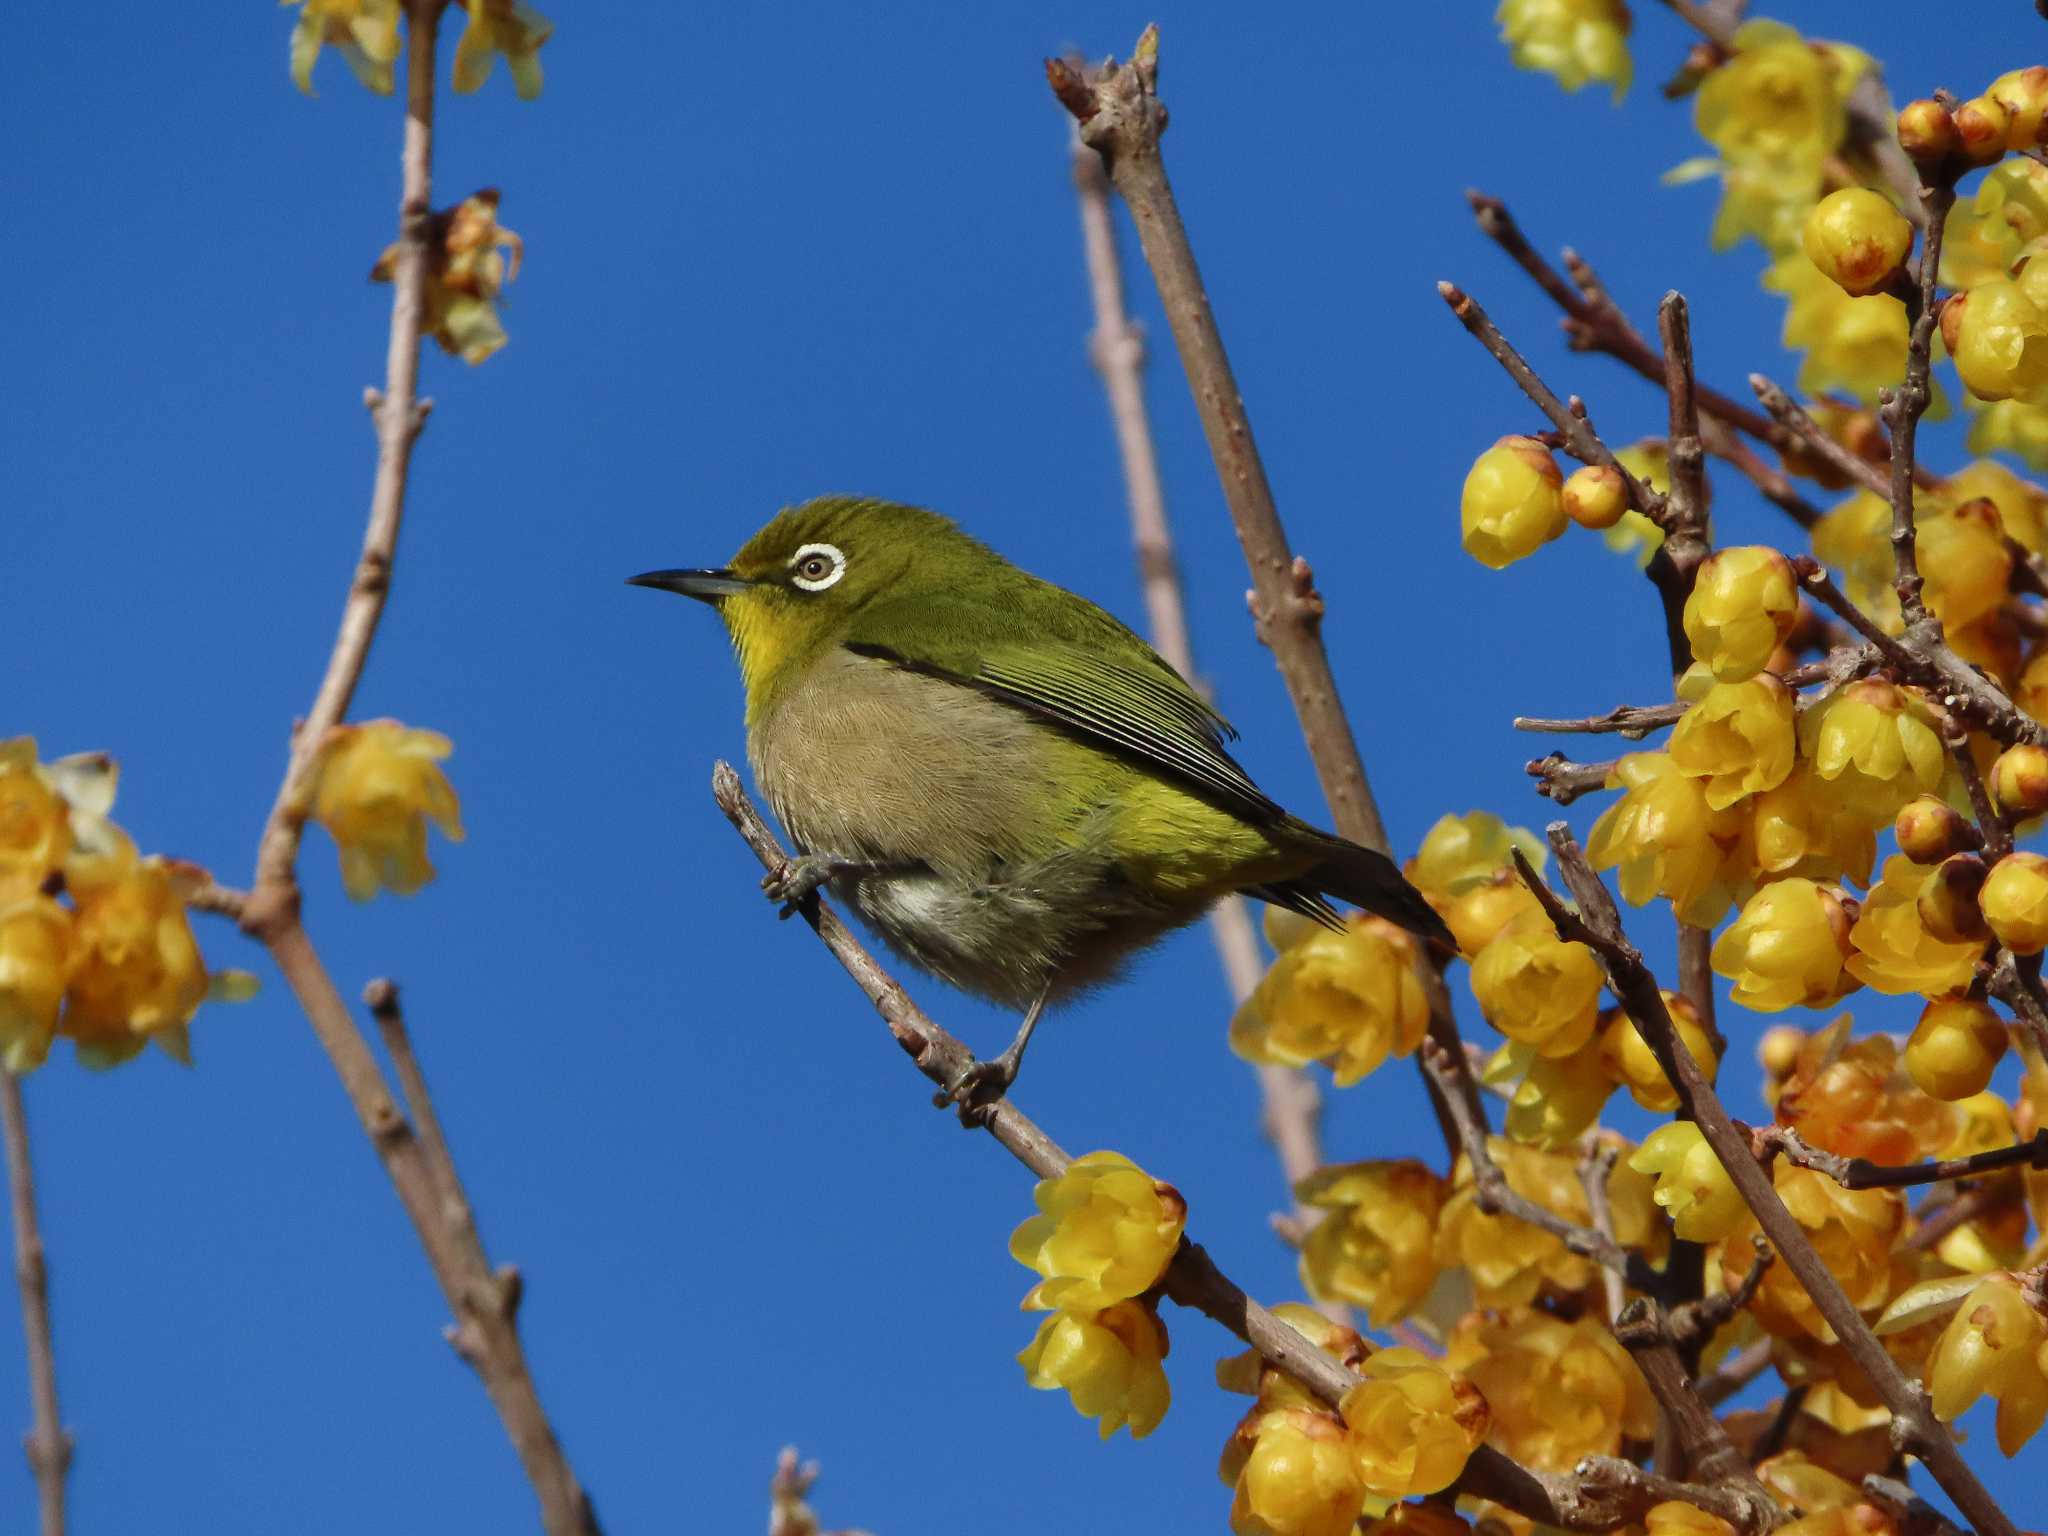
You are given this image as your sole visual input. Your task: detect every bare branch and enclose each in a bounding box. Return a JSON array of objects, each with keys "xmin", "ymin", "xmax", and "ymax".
[
  {"xmin": 1579, "ymin": 1142, "xmax": 1626, "ymax": 1325},
  {"xmin": 1612, "ymin": 1297, "xmax": 1776, "ymax": 1527},
  {"xmin": 770, "ymin": 1447, "xmax": 873, "ymax": 1536},
  {"xmin": 1695, "ymin": 1340, "xmax": 1773, "ymax": 1406},
  {"xmin": 1526, "ymin": 753, "xmax": 1618, "ymax": 806},
  {"xmin": 1754, "ymin": 1124, "xmax": 2048, "ymax": 1190},
  {"xmin": 1884, "ymin": 176, "xmax": 1958, "ymax": 628},
  {"xmin": 1516, "ymin": 702, "xmax": 1690, "ymax": 739},
  {"xmin": 1751, "ymin": 375, "xmax": 1890, "ymax": 500},
  {"xmin": 1, "ymin": 1075, "xmax": 68, "ymax": 1536}
]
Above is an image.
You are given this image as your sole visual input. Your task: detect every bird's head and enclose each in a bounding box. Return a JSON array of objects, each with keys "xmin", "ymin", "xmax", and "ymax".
[{"xmin": 629, "ymin": 495, "xmax": 988, "ymax": 719}]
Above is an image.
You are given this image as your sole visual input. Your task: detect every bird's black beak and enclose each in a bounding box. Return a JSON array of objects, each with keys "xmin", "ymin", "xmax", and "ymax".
[{"xmin": 625, "ymin": 568, "xmax": 755, "ymax": 603}]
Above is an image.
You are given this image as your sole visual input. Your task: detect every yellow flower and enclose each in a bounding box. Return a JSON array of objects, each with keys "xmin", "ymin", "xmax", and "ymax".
[
  {"xmin": 1605, "ymin": 442, "xmax": 1675, "ymax": 564},
  {"xmin": 1010, "ymin": 1150, "xmax": 1185, "ymax": 1313},
  {"xmin": 1669, "ymin": 675, "xmax": 1796, "ymax": 809},
  {"xmin": 1711, "ymin": 878, "xmax": 1857, "ymax": 1011},
  {"xmin": 372, "ymin": 193, "xmax": 524, "ymax": 366},
  {"xmin": 1222, "ymin": 1407, "xmax": 1366, "ymax": 1536},
  {"xmin": 1484, "ymin": 1038, "xmax": 1614, "ymax": 1149},
  {"xmin": 1803, "ymin": 189, "xmax": 1913, "ymax": 297},
  {"xmin": 308, "ymin": 721, "xmax": 465, "ymax": 901},
  {"xmin": 1694, "ymin": 21, "xmax": 1849, "ymax": 165},
  {"xmin": 1968, "ymin": 395, "xmax": 2048, "ymax": 471},
  {"xmin": 1445, "ymin": 1308, "xmax": 1651, "ymax": 1471},
  {"xmin": 1587, "ymin": 752, "xmax": 1748, "ymax": 926},
  {"xmin": 1231, "ymin": 918, "xmax": 1428, "ymax": 1086},
  {"xmin": 1340, "ymin": 1348, "xmax": 1489, "ymax": 1498},
  {"xmin": 1980, "ymin": 850, "xmax": 2048, "ymax": 954},
  {"xmin": 1436, "ymin": 874, "xmax": 1544, "ymax": 959},
  {"xmin": 1950, "ymin": 278, "xmax": 2048, "ymax": 403},
  {"xmin": 451, "ymin": 0, "xmax": 551, "ymax": 100},
  {"xmin": 1217, "ymin": 1304, "xmax": 1368, "ymax": 1413},
  {"xmin": 1943, "ymin": 458, "xmax": 2048, "ymax": 556},
  {"xmin": 1798, "ymin": 681, "xmax": 1948, "ymax": 826},
  {"xmin": 1903, "ymin": 998, "xmax": 2008, "ymax": 1101},
  {"xmin": 1599, "ymin": 992, "xmax": 1718, "ymax": 1112},
  {"xmin": 1631, "ymin": 1121, "xmax": 1747, "ymax": 1241},
  {"xmin": 1943, "ymin": 157, "xmax": 2048, "ymax": 291},
  {"xmin": 0, "ymin": 898, "xmax": 73, "ymax": 1074},
  {"xmin": 1771, "ymin": 1016, "xmax": 1958, "ymax": 1165},
  {"xmin": 1460, "ymin": 437, "xmax": 1566, "ymax": 569},
  {"xmin": 1561, "ymin": 464, "xmax": 1629, "ymax": 529},
  {"xmin": 1918, "ymin": 498, "xmax": 2014, "ymax": 631},
  {"xmin": 1358, "ymin": 1504, "xmax": 1473, "ymax": 1536},
  {"xmin": 1728, "ymin": 1165, "xmax": 1902, "ymax": 1343},
  {"xmin": 1647, "ymin": 1504, "xmax": 1738, "ymax": 1536},
  {"xmin": 1846, "ymin": 855, "xmax": 1984, "ymax": 995},
  {"xmin": 1403, "ymin": 812, "xmax": 1542, "ymax": 901},
  {"xmin": 0, "ymin": 741, "xmax": 72, "ymax": 901},
  {"xmin": 1927, "ymin": 1272, "xmax": 2048, "ymax": 1454},
  {"xmin": 1017, "ymin": 1299, "xmax": 1170, "ymax": 1440},
  {"xmin": 1682, "ymin": 546, "xmax": 1800, "ymax": 682},
  {"xmin": 61, "ymin": 858, "xmax": 211, "ymax": 1068},
  {"xmin": 1765, "ymin": 251, "xmax": 1910, "ymax": 404},
  {"xmin": 1436, "ymin": 1140, "xmax": 1607, "ymax": 1306},
  {"xmin": 1749, "ymin": 766, "xmax": 1876, "ymax": 887},
  {"xmin": 1470, "ymin": 913, "xmax": 1604, "ymax": 1057},
  {"xmin": 1811, "ymin": 489, "xmax": 1900, "ymax": 629},
  {"xmin": 1493, "ymin": 0, "xmax": 1630, "ymax": 101},
  {"xmin": 1294, "ymin": 1161, "xmax": 1442, "ymax": 1328},
  {"xmin": 285, "ymin": 0, "xmax": 401, "ymax": 95}
]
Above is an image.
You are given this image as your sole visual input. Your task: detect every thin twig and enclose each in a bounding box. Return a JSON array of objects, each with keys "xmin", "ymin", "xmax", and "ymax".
[
  {"xmin": 1884, "ymin": 177, "xmax": 1957, "ymax": 628},
  {"xmin": 1753, "ymin": 1125, "xmax": 2048, "ymax": 1189},
  {"xmin": 1526, "ymin": 753, "xmax": 1619, "ymax": 806},
  {"xmin": 1612, "ymin": 1298, "xmax": 1776, "ymax": 1528},
  {"xmin": 1514, "ymin": 655, "xmax": 1860, "ymax": 738},
  {"xmin": 1751, "ymin": 375, "xmax": 1891, "ymax": 501},
  {"xmin": 1695, "ymin": 1340, "xmax": 1773, "ymax": 1407},
  {"xmin": 365, "ymin": 981, "xmax": 478, "ymax": 1264},
  {"xmin": 0, "ymin": 1076, "xmax": 68, "ymax": 1536},
  {"xmin": 1579, "ymin": 1142, "xmax": 1626, "ymax": 1325}
]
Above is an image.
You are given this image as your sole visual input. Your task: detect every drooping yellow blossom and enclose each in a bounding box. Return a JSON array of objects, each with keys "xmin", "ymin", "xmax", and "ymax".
[
  {"xmin": 1669, "ymin": 675, "xmax": 1796, "ymax": 809},
  {"xmin": 1470, "ymin": 913, "xmax": 1604, "ymax": 1057},
  {"xmin": 1981, "ymin": 850, "xmax": 2048, "ymax": 954},
  {"xmin": 1927, "ymin": 1272, "xmax": 2048, "ymax": 1454},
  {"xmin": 1017, "ymin": 1298, "xmax": 1170, "ymax": 1440},
  {"xmin": 1727, "ymin": 1165, "xmax": 1903, "ymax": 1343},
  {"xmin": 1903, "ymin": 998, "xmax": 2009, "ymax": 1101},
  {"xmin": 1221, "ymin": 1406, "xmax": 1366, "ymax": 1536},
  {"xmin": 1631, "ymin": 1121, "xmax": 1747, "ymax": 1240},
  {"xmin": 1009, "ymin": 1150, "xmax": 1186, "ymax": 1314},
  {"xmin": 1494, "ymin": 0, "xmax": 1630, "ymax": 101},
  {"xmin": 1436, "ymin": 1139, "xmax": 1608, "ymax": 1305},
  {"xmin": 1436, "ymin": 874, "xmax": 1545, "ymax": 959},
  {"xmin": 1232, "ymin": 917, "xmax": 1428, "ymax": 1086},
  {"xmin": 0, "ymin": 740, "xmax": 73, "ymax": 899},
  {"xmin": 308, "ymin": 721, "xmax": 465, "ymax": 901},
  {"xmin": 1587, "ymin": 752, "xmax": 1748, "ymax": 927},
  {"xmin": 1917, "ymin": 498, "xmax": 2015, "ymax": 631},
  {"xmin": 452, "ymin": 0, "xmax": 552, "ymax": 100},
  {"xmin": 1803, "ymin": 189, "xmax": 1913, "ymax": 298},
  {"xmin": 285, "ymin": 0, "xmax": 401, "ymax": 95},
  {"xmin": 1294, "ymin": 1161, "xmax": 1443, "ymax": 1327},
  {"xmin": 1484, "ymin": 1038, "xmax": 1614, "ymax": 1149},
  {"xmin": 1765, "ymin": 251, "xmax": 1910, "ymax": 404},
  {"xmin": 0, "ymin": 898, "xmax": 73, "ymax": 1074},
  {"xmin": 1682, "ymin": 546, "xmax": 1800, "ymax": 682},
  {"xmin": 1943, "ymin": 157, "xmax": 2048, "ymax": 291},
  {"xmin": 1599, "ymin": 992, "xmax": 1718, "ymax": 1112},
  {"xmin": 1950, "ymin": 278, "xmax": 2048, "ymax": 404},
  {"xmin": 1339, "ymin": 1348, "xmax": 1489, "ymax": 1498},
  {"xmin": 1845, "ymin": 855, "xmax": 1984, "ymax": 996},
  {"xmin": 1460, "ymin": 437, "xmax": 1566, "ymax": 570},
  {"xmin": 1446, "ymin": 1308, "xmax": 1652, "ymax": 1471},
  {"xmin": 1968, "ymin": 395, "xmax": 2048, "ymax": 471},
  {"xmin": 61, "ymin": 857, "xmax": 211, "ymax": 1068},
  {"xmin": 1771, "ymin": 1016, "xmax": 1958, "ymax": 1165},
  {"xmin": 1694, "ymin": 22, "xmax": 1852, "ymax": 163},
  {"xmin": 1403, "ymin": 812, "xmax": 1543, "ymax": 901},
  {"xmin": 1711, "ymin": 878, "xmax": 1858, "ymax": 1012},
  {"xmin": 1799, "ymin": 681, "xmax": 1948, "ymax": 826},
  {"xmin": 1749, "ymin": 767, "xmax": 1876, "ymax": 888},
  {"xmin": 1755, "ymin": 1449, "xmax": 1885, "ymax": 1517},
  {"xmin": 372, "ymin": 193, "xmax": 524, "ymax": 366},
  {"xmin": 1945, "ymin": 458, "xmax": 2048, "ymax": 555}
]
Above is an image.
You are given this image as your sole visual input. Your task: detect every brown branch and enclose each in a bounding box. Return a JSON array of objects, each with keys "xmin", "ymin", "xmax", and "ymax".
[
  {"xmin": 1579, "ymin": 1142, "xmax": 1626, "ymax": 1325},
  {"xmin": 769, "ymin": 1447, "xmax": 873, "ymax": 1536},
  {"xmin": 1986, "ymin": 952, "xmax": 2048, "ymax": 1064},
  {"xmin": 1751, "ymin": 375, "xmax": 1891, "ymax": 501},
  {"xmin": 1515, "ymin": 833, "xmax": 2020, "ymax": 1536},
  {"xmin": 365, "ymin": 981, "xmax": 477, "ymax": 1269},
  {"xmin": 1668, "ymin": 1234, "xmax": 1773, "ymax": 1352},
  {"xmin": 1516, "ymin": 701, "xmax": 1690, "ymax": 739},
  {"xmin": 1527, "ymin": 753, "xmax": 1618, "ymax": 806},
  {"xmin": 1753, "ymin": 1125, "xmax": 2048, "ymax": 1190},
  {"xmin": 1903, "ymin": 1183, "xmax": 2007, "ymax": 1254},
  {"xmin": 1613, "ymin": 1298, "xmax": 1777, "ymax": 1527},
  {"xmin": 1695, "ymin": 1340, "xmax": 1773, "ymax": 1407},
  {"xmin": 1885, "ymin": 178, "xmax": 1957, "ymax": 628},
  {"xmin": 1, "ymin": 1076, "xmax": 68, "ymax": 1536}
]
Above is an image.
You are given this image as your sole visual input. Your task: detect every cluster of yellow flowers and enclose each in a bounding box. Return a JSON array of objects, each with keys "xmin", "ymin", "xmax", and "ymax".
[{"xmin": 286, "ymin": 0, "xmax": 551, "ymax": 100}]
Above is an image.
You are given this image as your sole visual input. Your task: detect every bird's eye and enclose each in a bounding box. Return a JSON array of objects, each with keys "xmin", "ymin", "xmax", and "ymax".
[{"xmin": 789, "ymin": 542, "xmax": 846, "ymax": 592}]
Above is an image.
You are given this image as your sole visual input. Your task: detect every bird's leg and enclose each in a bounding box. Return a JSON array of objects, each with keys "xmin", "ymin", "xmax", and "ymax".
[
  {"xmin": 761, "ymin": 853, "xmax": 915, "ymax": 918},
  {"xmin": 939, "ymin": 987, "xmax": 1051, "ymax": 1122}
]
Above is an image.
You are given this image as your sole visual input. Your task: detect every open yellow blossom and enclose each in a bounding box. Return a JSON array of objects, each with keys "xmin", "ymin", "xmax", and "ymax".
[
  {"xmin": 1811, "ymin": 490, "xmax": 1901, "ymax": 629},
  {"xmin": 1017, "ymin": 1298, "xmax": 1169, "ymax": 1440},
  {"xmin": 1943, "ymin": 157, "xmax": 2048, "ymax": 291},
  {"xmin": 1436, "ymin": 874, "xmax": 1545, "ymax": 959},
  {"xmin": 1446, "ymin": 1308, "xmax": 1652, "ymax": 1471},
  {"xmin": 1668, "ymin": 674, "xmax": 1795, "ymax": 808},
  {"xmin": 1944, "ymin": 458, "xmax": 2048, "ymax": 556},
  {"xmin": 1918, "ymin": 498, "xmax": 2014, "ymax": 631},
  {"xmin": 0, "ymin": 898, "xmax": 73, "ymax": 1073},
  {"xmin": 1010, "ymin": 1150, "xmax": 1185, "ymax": 1314},
  {"xmin": 1927, "ymin": 1272, "xmax": 2048, "ymax": 1454},
  {"xmin": 1712, "ymin": 878, "xmax": 1858, "ymax": 1011},
  {"xmin": 1294, "ymin": 1161, "xmax": 1442, "ymax": 1328},
  {"xmin": 1436, "ymin": 1140, "xmax": 1612, "ymax": 1306},
  {"xmin": 1726, "ymin": 1166, "xmax": 1902, "ymax": 1343},
  {"xmin": 452, "ymin": 0, "xmax": 552, "ymax": 100},
  {"xmin": 1798, "ymin": 681, "xmax": 1947, "ymax": 826},
  {"xmin": 1470, "ymin": 913, "xmax": 1603, "ymax": 1057},
  {"xmin": 1599, "ymin": 992, "xmax": 1719, "ymax": 1111},
  {"xmin": 1682, "ymin": 546, "xmax": 1800, "ymax": 682},
  {"xmin": 1221, "ymin": 1407, "xmax": 1365, "ymax": 1536},
  {"xmin": 1749, "ymin": 767, "xmax": 1875, "ymax": 887},
  {"xmin": 0, "ymin": 741, "xmax": 71, "ymax": 900},
  {"xmin": 1494, "ymin": 0, "xmax": 1630, "ymax": 101},
  {"xmin": 1845, "ymin": 855, "xmax": 1984, "ymax": 996},
  {"xmin": 309, "ymin": 721, "xmax": 465, "ymax": 901},
  {"xmin": 285, "ymin": 0, "xmax": 401, "ymax": 95},
  {"xmin": 1340, "ymin": 1348, "xmax": 1489, "ymax": 1498},
  {"xmin": 61, "ymin": 857, "xmax": 211, "ymax": 1068},
  {"xmin": 1771, "ymin": 1017, "xmax": 1958, "ymax": 1165},
  {"xmin": 1460, "ymin": 437, "xmax": 1565, "ymax": 570},
  {"xmin": 1631, "ymin": 1121, "xmax": 1747, "ymax": 1240},
  {"xmin": 1765, "ymin": 250, "xmax": 1909, "ymax": 404},
  {"xmin": 1694, "ymin": 21, "xmax": 1851, "ymax": 164},
  {"xmin": 1403, "ymin": 812, "xmax": 1542, "ymax": 901},
  {"xmin": 372, "ymin": 193, "xmax": 524, "ymax": 366},
  {"xmin": 1969, "ymin": 395, "xmax": 2048, "ymax": 471},
  {"xmin": 1231, "ymin": 918, "xmax": 1428, "ymax": 1086},
  {"xmin": 1587, "ymin": 752, "xmax": 1748, "ymax": 927},
  {"xmin": 1485, "ymin": 1038, "xmax": 1614, "ymax": 1149}
]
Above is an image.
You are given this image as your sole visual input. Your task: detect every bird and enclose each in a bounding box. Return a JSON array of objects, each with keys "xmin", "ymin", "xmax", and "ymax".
[{"xmin": 630, "ymin": 495, "xmax": 1450, "ymax": 1107}]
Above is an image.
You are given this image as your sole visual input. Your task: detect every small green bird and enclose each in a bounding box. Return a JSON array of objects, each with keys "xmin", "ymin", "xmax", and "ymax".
[{"xmin": 632, "ymin": 496, "xmax": 1448, "ymax": 1104}]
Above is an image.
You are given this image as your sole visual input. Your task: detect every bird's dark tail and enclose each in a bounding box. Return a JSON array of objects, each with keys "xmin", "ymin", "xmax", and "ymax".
[{"xmin": 1260, "ymin": 819, "xmax": 1456, "ymax": 951}]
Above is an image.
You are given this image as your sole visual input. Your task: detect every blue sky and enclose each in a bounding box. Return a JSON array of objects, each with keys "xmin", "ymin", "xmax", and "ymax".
[{"xmin": 2, "ymin": 2, "xmax": 2034, "ymax": 1530}]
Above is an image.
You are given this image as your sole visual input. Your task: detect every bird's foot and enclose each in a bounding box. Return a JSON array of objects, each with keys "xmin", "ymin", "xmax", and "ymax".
[
  {"xmin": 760, "ymin": 854, "xmax": 859, "ymax": 918},
  {"xmin": 934, "ymin": 1050, "xmax": 1021, "ymax": 1128}
]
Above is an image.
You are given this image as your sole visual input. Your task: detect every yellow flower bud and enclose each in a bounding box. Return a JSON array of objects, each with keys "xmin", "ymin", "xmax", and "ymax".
[
  {"xmin": 1894, "ymin": 795, "xmax": 1976, "ymax": 864},
  {"xmin": 0, "ymin": 741, "xmax": 72, "ymax": 901},
  {"xmin": 1916, "ymin": 854, "xmax": 1990, "ymax": 945},
  {"xmin": 1631, "ymin": 1121, "xmax": 1748, "ymax": 1241},
  {"xmin": 1587, "ymin": 753, "xmax": 1748, "ymax": 927},
  {"xmin": 0, "ymin": 898, "xmax": 73, "ymax": 1074},
  {"xmin": 1438, "ymin": 873, "xmax": 1545, "ymax": 959},
  {"xmin": 1992, "ymin": 743, "xmax": 2048, "ymax": 816},
  {"xmin": 1340, "ymin": 1348, "xmax": 1489, "ymax": 1498},
  {"xmin": 1712, "ymin": 878, "xmax": 1858, "ymax": 1011},
  {"xmin": 1445, "ymin": 1308, "xmax": 1650, "ymax": 1471},
  {"xmin": 1956, "ymin": 95, "xmax": 2014, "ymax": 165},
  {"xmin": 1561, "ymin": 464, "xmax": 1629, "ymax": 529},
  {"xmin": 1990, "ymin": 66, "xmax": 2048, "ymax": 149},
  {"xmin": 1953, "ymin": 278, "xmax": 2048, "ymax": 402},
  {"xmin": 1981, "ymin": 850, "xmax": 2048, "ymax": 954},
  {"xmin": 1803, "ymin": 189, "xmax": 1913, "ymax": 298},
  {"xmin": 1017, "ymin": 1299, "xmax": 1170, "ymax": 1440},
  {"xmin": 1222, "ymin": 1406, "xmax": 1366, "ymax": 1536},
  {"xmin": 1904, "ymin": 998, "xmax": 2009, "ymax": 1101},
  {"xmin": 308, "ymin": 721, "xmax": 465, "ymax": 901},
  {"xmin": 1599, "ymin": 993, "xmax": 1718, "ymax": 1112},
  {"xmin": 1403, "ymin": 812, "xmax": 1542, "ymax": 900},
  {"xmin": 1927, "ymin": 1273, "xmax": 2048, "ymax": 1455},
  {"xmin": 1460, "ymin": 437, "xmax": 1566, "ymax": 570},
  {"xmin": 1484, "ymin": 1038, "xmax": 1615, "ymax": 1149},
  {"xmin": 1846, "ymin": 855, "xmax": 1985, "ymax": 995},
  {"xmin": 1293, "ymin": 1161, "xmax": 1443, "ymax": 1328},
  {"xmin": 1897, "ymin": 98, "xmax": 1960, "ymax": 165},
  {"xmin": 1669, "ymin": 674, "xmax": 1796, "ymax": 809},
  {"xmin": 1231, "ymin": 918, "xmax": 1429, "ymax": 1086},
  {"xmin": 1010, "ymin": 1150, "xmax": 1186, "ymax": 1313},
  {"xmin": 1759, "ymin": 1023, "xmax": 1806, "ymax": 1081},
  {"xmin": 1683, "ymin": 546, "xmax": 1801, "ymax": 681},
  {"xmin": 1918, "ymin": 498, "xmax": 2015, "ymax": 631},
  {"xmin": 1470, "ymin": 913, "xmax": 1604, "ymax": 1057},
  {"xmin": 1798, "ymin": 681, "xmax": 1948, "ymax": 826},
  {"xmin": 1494, "ymin": 0, "xmax": 1632, "ymax": 103}
]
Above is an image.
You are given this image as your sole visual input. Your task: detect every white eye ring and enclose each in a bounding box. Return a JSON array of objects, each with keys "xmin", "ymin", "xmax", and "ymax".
[{"xmin": 789, "ymin": 542, "xmax": 847, "ymax": 592}]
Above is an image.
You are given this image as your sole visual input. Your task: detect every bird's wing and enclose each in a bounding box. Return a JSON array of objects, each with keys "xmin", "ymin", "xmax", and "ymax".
[{"xmin": 842, "ymin": 595, "xmax": 1282, "ymax": 826}]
